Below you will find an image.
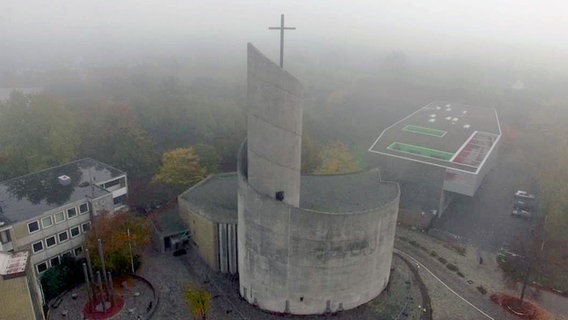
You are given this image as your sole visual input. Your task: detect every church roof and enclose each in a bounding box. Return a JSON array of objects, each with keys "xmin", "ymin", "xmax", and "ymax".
[{"xmin": 179, "ymin": 170, "xmax": 398, "ymax": 223}]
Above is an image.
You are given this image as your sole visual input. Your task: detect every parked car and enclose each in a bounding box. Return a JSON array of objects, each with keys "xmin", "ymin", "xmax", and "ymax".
[
  {"xmin": 497, "ymin": 244, "xmax": 524, "ymax": 263},
  {"xmin": 511, "ymin": 208, "xmax": 532, "ymax": 219},
  {"xmin": 514, "ymin": 200, "xmax": 534, "ymax": 210},
  {"xmin": 515, "ymin": 190, "xmax": 535, "ymax": 200}
]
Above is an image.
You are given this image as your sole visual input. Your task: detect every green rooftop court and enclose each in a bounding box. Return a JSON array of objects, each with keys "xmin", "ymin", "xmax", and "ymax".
[
  {"xmin": 387, "ymin": 142, "xmax": 454, "ymax": 161},
  {"xmin": 403, "ymin": 125, "xmax": 447, "ymax": 137}
]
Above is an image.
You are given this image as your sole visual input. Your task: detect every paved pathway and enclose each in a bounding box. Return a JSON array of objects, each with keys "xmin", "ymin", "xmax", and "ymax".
[
  {"xmin": 396, "ymin": 227, "xmax": 568, "ymax": 320},
  {"xmin": 138, "ymin": 244, "xmax": 427, "ymax": 320}
]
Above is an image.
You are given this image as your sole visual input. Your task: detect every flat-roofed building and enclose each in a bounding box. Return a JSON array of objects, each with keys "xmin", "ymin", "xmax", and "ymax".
[
  {"xmin": 0, "ymin": 158, "xmax": 128, "ymax": 305},
  {"xmin": 369, "ymin": 101, "xmax": 501, "ymax": 216},
  {"xmin": 0, "ymin": 251, "xmax": 44, "ymax": 319}
]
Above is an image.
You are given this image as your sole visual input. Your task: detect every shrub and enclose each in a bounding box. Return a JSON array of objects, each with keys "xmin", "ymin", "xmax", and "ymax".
[
  {"xmin": 446, "ymin": 263, "xmax": 458, "ymax": 272},
  {"xmin": 457, "ymin": 271, "xmax": 465, "ymax": 278},
  {"xmin": 477, "ymin": 285, "xmax": 487, "ymax": 295},
  {"xmin": 454, "ymin": 245, "xmax": 467, "ymax": 256},
  {"xmin": 40, "ymin": 256, "xmax": 84, "ymax": 300},
  {"xmin": 409, "ymin": 240, "xmax": 419, "ymax": 247},
  {"xmin": 430, "ymin": 250, "xmax": 438, "ymax": 257},
  {"xmin": 438, "ymin": 257, "xmax": 447, "ymax": 264}
]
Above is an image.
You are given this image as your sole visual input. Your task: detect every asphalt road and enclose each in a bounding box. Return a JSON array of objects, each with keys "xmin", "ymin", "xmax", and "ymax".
[
  {"xmin": 433, "ymin": 148, "xmax": 538, "ymax": 252},
  {"xmin": 395, "ymin": 240, "xmax": 518, "ymax": 320}
]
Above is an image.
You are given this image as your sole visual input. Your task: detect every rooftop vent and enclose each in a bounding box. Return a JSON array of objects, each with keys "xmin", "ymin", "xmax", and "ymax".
[
  {"xmin": 58, "ymin": 175, "xmax": 71, "ymax": 186},
  {"xmin": 430, "ymin": 113, "xmax": 436, "ymax": 118},
  {"xmin": 0, "ymin": 221, "xmax": 4, "ymax": 227},
  {"xmin": 463, "ymin": 124, "xmax": 471, "ymax": 129},
  {"xmin": 428, "ymin": 118, "xmax": 436, "ymax": 123}
]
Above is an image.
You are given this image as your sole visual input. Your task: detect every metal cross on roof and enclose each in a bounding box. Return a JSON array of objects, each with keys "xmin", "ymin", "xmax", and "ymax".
[{"xmin": 269, "ymin": 14, "xmax": 296, "ymax": 68}]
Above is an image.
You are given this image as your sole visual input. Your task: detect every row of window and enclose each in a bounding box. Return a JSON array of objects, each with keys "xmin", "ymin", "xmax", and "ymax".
[
  {"xmin": 31, "ymin": 222, "xmax": 91, "ymax": 254},
  {"xmin": 36, "ymin": 246, "xmax": 83, "ymax": 274},
  {"xmin": 27, "ymin": 203, "xmax": 89, "ymax": 234}
]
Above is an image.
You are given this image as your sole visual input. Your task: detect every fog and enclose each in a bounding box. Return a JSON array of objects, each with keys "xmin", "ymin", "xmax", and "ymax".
[{"xmin": 3, "ymin": 0, "xmax": 568, "ymax": 77}]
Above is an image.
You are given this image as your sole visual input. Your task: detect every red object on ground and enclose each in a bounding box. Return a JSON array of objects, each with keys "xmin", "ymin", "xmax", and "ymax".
[{"xmin": 490, "ymin": 293, "xmax": 539, "ymax": 320}]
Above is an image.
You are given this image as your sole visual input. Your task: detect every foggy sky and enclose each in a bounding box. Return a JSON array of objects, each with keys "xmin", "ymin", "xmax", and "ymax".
[{"xmin": 3, "ymin": 0, "xmax": 568, "ymax": 72}]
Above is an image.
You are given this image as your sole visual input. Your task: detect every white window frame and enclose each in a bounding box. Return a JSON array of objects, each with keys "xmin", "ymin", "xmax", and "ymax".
[
  {"xmin": 81, "ymin": 222, "xmax": 91, "ymax": 233},
  {"xmin": 79, "ymin": 203, "xmax": 89, "ymax": 214},
  {"xmin": 70, "ymin": 226, "xmax": 80, "ymax": 238},
  {"xmin": 36, "ymin": 262, "xmax": 48, "ymax": 274},
  {"xmin": 54, "ymin": 211, "xmax": 65, "ymax": 224},
  {"xmin": 66, "ymin": 207, "xmax": 77, "ymax": 219},
  {"xmin": 45, "ymin": 235, "xmax": 57, "ymax": 248},
  {"xmin": 41, "ymin": 216, "xmax": 53, "ymax": 229},
  {"xmin": 50, "ymin": 256, "xmax": 60, "ymax": 267},
  {"xmin": 58, "ymin": 231, "xmax": 69, "ymax": 243},
  {"xmin": 27, "ymin": 221, "xmax": 40, "ymax": 234},
  {"xmin": 32, "ymin": 240, "xmax": 44, "ymax": 253}
]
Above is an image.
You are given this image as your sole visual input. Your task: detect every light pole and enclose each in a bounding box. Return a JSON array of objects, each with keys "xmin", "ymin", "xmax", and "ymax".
[{"xmin": 127, "ymin": 228, "xmax": 135, "ymax": 274}]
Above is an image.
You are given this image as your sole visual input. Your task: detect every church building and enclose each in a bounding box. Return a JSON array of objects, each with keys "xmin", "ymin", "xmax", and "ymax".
[{"xmin": 179, "ymin": 44, "xmax": 400, "ymax": 315}]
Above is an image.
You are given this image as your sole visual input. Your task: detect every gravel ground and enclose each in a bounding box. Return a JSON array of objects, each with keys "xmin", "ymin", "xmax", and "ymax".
[{"xmin": 137, "ymin": 245, "xmax": 428, "ymax": 320}]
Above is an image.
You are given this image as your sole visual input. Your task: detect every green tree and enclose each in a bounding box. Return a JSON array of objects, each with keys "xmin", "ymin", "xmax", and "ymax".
[
  {"xmin": 301, "ymin": 132, "xmax": 322, "ymax": 174},
  {"xmin": 184, "ymin": 284, "xmax": 212, "ymax": 320},
  {"xmin": 152, "ymin": 147, "xmax": 207, "ymax": 190},
  {"xmin": 0, "ymin": 92, "xmax": 79, "ymax": 179},
  {"xmin": 85, "ymin": 212, "xmax": 151, "ymax": 274},
  {"xmin": 315, "ymin": 141, "xmax": 361, "ymax": 174},
  {"xmin": 193, "ymin": 144, "xmax": 220, "ymax": 173},
  {"xmin": 40, "ymin": 256, "xmax": 84, "ymax": 300},
  {"xmin": 75, "ymin": 102, "xmax": 159, "ymax": 179}
]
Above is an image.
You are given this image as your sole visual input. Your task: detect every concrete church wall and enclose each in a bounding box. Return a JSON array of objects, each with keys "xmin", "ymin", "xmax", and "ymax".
[
  {"xmin": 246, "ymin": 43, "xmax": 303, "ymax": 207},
  {"xmin": 238, "ymin": 172, "xmax": 400, "ymax": 314},
  {"xmin": 178, "ymin": 198, "xmax": 219, "ymax": 270}
]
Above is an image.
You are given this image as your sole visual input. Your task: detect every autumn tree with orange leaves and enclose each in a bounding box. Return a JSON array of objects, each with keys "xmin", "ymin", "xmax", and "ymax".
[{"xmin": 85, "ymin": 212, "xmax": 151, "ymax": 274}]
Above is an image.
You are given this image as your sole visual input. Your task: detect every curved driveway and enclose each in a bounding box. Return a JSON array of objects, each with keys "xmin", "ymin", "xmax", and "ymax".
[{"xmin": 395, "ymin": 240, "xmax": 518, "ymax": 320}]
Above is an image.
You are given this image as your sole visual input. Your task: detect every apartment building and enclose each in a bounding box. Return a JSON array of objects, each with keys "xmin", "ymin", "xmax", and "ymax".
[{"xmin": 0, "ymin": 158, "xmax": 128, "ymax": 306}]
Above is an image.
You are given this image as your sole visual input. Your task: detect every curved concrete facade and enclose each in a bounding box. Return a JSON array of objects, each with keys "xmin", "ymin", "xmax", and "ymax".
[
  {"xmin": 238, "ymin": 169, "xmax": 399, "ymax": 314},
  {"xmin": 238, "ymin": 44, "xmax": 400, "ymax": 315},
  {"xmin": 246, "ymin": 43, "xmax": 303, "ymax": 207}
]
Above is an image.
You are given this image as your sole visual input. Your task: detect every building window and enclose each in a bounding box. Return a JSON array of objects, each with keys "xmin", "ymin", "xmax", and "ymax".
[
  {"xmin": 104, "ymin": 179, "xmax": 120, "ymax": 189},
  {"xmin": 41, "ymin": 216, "xmax": 53, "ymax": 228},
  {"xmin": 58, "ymin": 231, "xmax": 69, "ymax": 242},
  {"xmin": 45, "ymin": 236, "xmax": 57, "ymax": 248},
  {"xmin": 74, "ymin": 246, "xmax": 83, "ymax": 256},
  {"xmin": 67, "ymin": 207, "xmax": 77, "ymax": 219},
  {"xmin": 82, "ymin": 222, "xmax": 91, "ymax": 233},
  {"xmin": 79, "ymin": 203, "xmax": 89, "ymax": 214},
  {"xmin": 27, "ymin": 221, "xmax": 40, "ymax": 234},
  {"xmin": 62, "ymin": 251, "xmax": 73, "ymax": 258},
  {"xmin": 54, "ymin": 211, "xmax": 65, "ymax": 224},
  {"xmin": 0, "ymin": 230, "xmax": 11, "ymax": 244},
  {"xmin": 70, "ymin": 226, "xmax": 80, "ymax": 238},
  {"xmin": 36, "ymin": 262, "xmax": 48, "ymax": 273},
  {"xmin": 32, "ymin": 240, "xmax": 44, "ymax": 253},
  {"xmin": 113, "ymin": 194, "xmax": 126, "ymax": 206},
  {"xmin": 50, "ymin": 256, "xmax": 60, "ymax": 267}
]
